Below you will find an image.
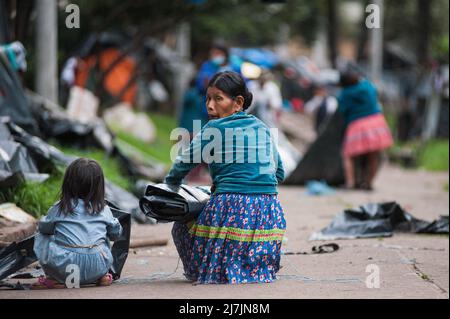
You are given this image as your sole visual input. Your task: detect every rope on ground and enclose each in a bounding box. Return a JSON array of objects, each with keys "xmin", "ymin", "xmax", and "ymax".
[{"xmin": 147, "ymin": 257, "xmax": 182, "ymax": 281}]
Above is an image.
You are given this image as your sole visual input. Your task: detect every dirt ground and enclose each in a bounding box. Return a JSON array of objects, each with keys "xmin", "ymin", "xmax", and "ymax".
[{"xmin": 0, "ymin": 164, "xmax": 448, "ymax": 299}]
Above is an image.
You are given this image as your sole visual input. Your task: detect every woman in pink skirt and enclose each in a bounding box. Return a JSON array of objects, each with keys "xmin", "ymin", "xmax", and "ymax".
[{"xmin": 337, "ymin": 71, "xmax": 393, "ymax": 190}]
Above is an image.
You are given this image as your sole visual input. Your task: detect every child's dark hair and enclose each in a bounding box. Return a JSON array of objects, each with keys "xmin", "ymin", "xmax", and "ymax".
[
  {"xmin": 208, "ymin": 71, "xmax": 253, "ymax": 110},
  {"xmin": 58, "ymin": 158, "xmax": 105, "ymax": 215}
]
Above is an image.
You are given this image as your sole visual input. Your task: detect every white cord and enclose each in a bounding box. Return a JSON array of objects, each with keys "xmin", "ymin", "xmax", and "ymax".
[{"xmin": 147, "ymin": 257, "xmax": 182, "ymax": 281}]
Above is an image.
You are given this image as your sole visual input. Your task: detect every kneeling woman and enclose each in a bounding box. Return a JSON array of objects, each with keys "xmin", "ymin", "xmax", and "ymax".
[{"xmin": 165, "ymin": 71, "xmax": 286, "ymax": 284}]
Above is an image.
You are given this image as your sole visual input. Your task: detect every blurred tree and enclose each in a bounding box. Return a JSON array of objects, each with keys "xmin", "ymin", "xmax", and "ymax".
[
  {"xmin": 417, "ymin": 0, "xmax": 432, "ymax": 65},
  {"xmin": 327, "ymin": 0, "xmax": 339, "ymax": 68},
  {"xmin": 383, "ymin": 0, "xmax": 449, "ymax": 64},
  {"xmin": 189, "ymin": 0, "xmax": 320, "ymax": 62}
]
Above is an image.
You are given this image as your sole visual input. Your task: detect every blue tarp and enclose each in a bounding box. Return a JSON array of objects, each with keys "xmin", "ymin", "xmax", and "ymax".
[{"xmin": 230, "ymin": 48, "xmax": 279, "ymax": 69}]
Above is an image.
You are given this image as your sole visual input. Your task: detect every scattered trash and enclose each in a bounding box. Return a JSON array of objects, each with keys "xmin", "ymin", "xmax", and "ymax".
[
  {"xmin": 305, "ymin": 180, "xmax": 335, "ymax": 196},
  {"xmin": 0, "ymin": 235, "xmax": 36, "ymax": 281},
  {"xmin": 29, "ymin": 92, "xmax": 115, "ymax": 153},
  {"xmin": 1, "ymin": 121, "xmax": 51, "ymax": 187},
  {"xmin": 148, "ymin": 80, "xmax": 169, "ymax": 103},
  {"xmin": 0, "ymin": 41, "xmax": 27, "ymax": 72},
  {"xmin": 2, "ymin": 117, "xmax": 75, "ymax": 168},
  {"xmin": 283, "ymin": 243, "xmax": 339, "ymax": 255},
  {"xmin": 66, "ymin": 86, "xmax": 100, "ymax": 124},
  {"xmin": 416, "ymin": 215, "xmax": 449, "ymax": 234},
  {"xmin": 9, "ymin": 265, "xmax": 44, "ymax": 279},
  {"xmin": 0, "ymin": 280, "xmax": 32, "ymax": 290},
  {"xmin": 310, "ymin": 202, "xmax": 449, "ymax": 241},
  {"xmin": 139, "ymin": 183, "xmax": 211, "ymax": 223},
  {"xmin": 103, "ymin": 103, "xmax": 156, "ymax": 143},
  {"xmin": 0, "ymin": 203, "xmax": 36, "ymax": 224}
]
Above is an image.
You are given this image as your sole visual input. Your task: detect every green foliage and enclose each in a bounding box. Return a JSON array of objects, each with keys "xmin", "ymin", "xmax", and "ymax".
[
  {"xmin": 190, "ymin": 0, "xmax": 320, "ymax": 47},
  {"xmin": 432, "ymin": 34, "xmax": 449, "ymax": 62},
  {"xmin": 389, "ymin": 139, "xmax": 449, "ymax": 172},
  {"xmin": 0, "ymin": 170, "xmax": 63, "ymax": 218},
  {"xmin": 418, "ymin": 140, "xmax": 449, "ymax": 172}
]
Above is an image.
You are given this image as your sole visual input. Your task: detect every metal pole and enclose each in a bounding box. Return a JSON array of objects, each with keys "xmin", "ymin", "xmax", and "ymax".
[
  {"xmin": 35, "ymin": 0, "xmax": 58, "ymax": 104},
  {"xmin": 174, "ymin": 22, "xmax": 193, "ymax": 120},
  {"xmin": 370, "ymin": 0, "xmax": 384, "ymax": 86}
]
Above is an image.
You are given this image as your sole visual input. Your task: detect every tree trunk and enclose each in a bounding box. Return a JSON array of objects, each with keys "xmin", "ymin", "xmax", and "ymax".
[
  {"xmin": 327, "ymin": 0, "xmax": 339, "ymax": 68},
  {"xmin": 417, "ymin": 0, "xmax": 432, "ymax": 66}
]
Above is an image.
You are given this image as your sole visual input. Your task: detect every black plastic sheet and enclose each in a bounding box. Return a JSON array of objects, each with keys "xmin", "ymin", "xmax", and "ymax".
[
  {"xmin": 310, "ymin": 202, "xmax": 449, "ymax": 241},
  {"xmin": 285, "ymin": 112, "xmax": 346, "ymax": 186},
  {"xmin": 0, "ymin": 54, "xmax": 39, "ymax": 135},
  {"xmin": 29, "ymin": 93, "xmax": 115, "ymax": 154},
  {"xmin": 104, "ymin": 201, "xmax": 131, "ymax": 280},
  {"xmin": 0, "ymin": 235, "xmax": 36, "ymax": 281},
  {"xmin": 140, "ymin": 184, "xmax": 211, "ymax": 223},
  {"xmin": 3, "ymin": 117, "xmax": 75, "ymax": 168},
  {"xmin": 1, "ymin": 120, "xmax": 53, "ymax": 187}
]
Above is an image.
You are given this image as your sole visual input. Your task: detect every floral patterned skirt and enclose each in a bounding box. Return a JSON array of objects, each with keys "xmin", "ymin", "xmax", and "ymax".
[{"xmin": 172, "ymin": 193, "xmax": 286, "ymax": 284}]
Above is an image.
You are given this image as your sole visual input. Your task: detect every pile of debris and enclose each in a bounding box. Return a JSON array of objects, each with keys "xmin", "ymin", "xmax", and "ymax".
[{"xmin": 0, "ymin": 43, "xmax": 170, "ymax": 282}]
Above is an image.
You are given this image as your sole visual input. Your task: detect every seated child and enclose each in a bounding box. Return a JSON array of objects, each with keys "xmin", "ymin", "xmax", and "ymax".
[{"xmin": 32, "ymin": 158, "xmax": 122, "ymax": 289}]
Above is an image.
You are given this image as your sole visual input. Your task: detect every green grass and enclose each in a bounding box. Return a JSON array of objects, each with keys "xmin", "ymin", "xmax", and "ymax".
[
  {"xmin": 389, "ymin": 139, "xmax": 449, "ymax": 172},
  {"xmin": 0, "ymin": 170, "xmax": 63, "ymax": 218},
  {"xmin": 417, "ymin": 140, "xmax": 449, "ymax": 172}
]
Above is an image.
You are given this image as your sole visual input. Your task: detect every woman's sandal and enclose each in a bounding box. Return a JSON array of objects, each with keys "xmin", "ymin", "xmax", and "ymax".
[
  {"xmin": 31, "ymin": 276, "xmax": 66, "ymax": 289},
  {"xmin": 97, "ymin": 273, "xmax": 113, "ymax": 286}
]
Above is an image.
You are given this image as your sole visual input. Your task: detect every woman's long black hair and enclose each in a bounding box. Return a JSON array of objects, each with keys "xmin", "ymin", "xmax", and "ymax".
[
  {"xmin": 208, "ymin": 71, "xmax": 253, "ymax": 110},
  {"xmin": 58, "ymin": 158, "xmax": 105, "ymax": 215}
]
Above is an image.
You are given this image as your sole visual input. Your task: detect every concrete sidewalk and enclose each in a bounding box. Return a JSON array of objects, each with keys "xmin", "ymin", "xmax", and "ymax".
[{"xmin": 1, "ymin": 164, "xmax": 448, "ymax": 299}]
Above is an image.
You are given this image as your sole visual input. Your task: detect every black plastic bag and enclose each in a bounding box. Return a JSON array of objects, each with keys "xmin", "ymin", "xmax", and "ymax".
[
  {"xmin": 310, "ymin": 202, "xmax": 449, "ymax": 240},
  {"xmin": 1, "ymin": 120, "xmax": 51, "ymax": 187},
  {"xmin": 0, "ymin": 236, "xmax": 36, "ymax": 281},
  {"xmin": 3, "ymin": 117, "xmax": 75, "ymax": 168},
  {"xmin": 140, "ymin": 184, "xmax": 211, "ymax": 223},
  {"xmin": 29, "ymin": 94, "xmax": 115, "ymax": 154},
  {"xmin": 105, "ymin": 201, "xmax": 131, "ymax": 280}
]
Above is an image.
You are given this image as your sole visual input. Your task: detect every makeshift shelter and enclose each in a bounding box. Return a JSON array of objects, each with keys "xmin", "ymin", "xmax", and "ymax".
[
  {"xmin": 284, "ymin": 112, "xmax": 346, "ymax": 186},
  {"xmin": 0, "ymin": 54, "xmax": 39, "ymax": 135},
  {"xmin": 74, "ymin": 47, "xmax": 137, "ymax": 106}
]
